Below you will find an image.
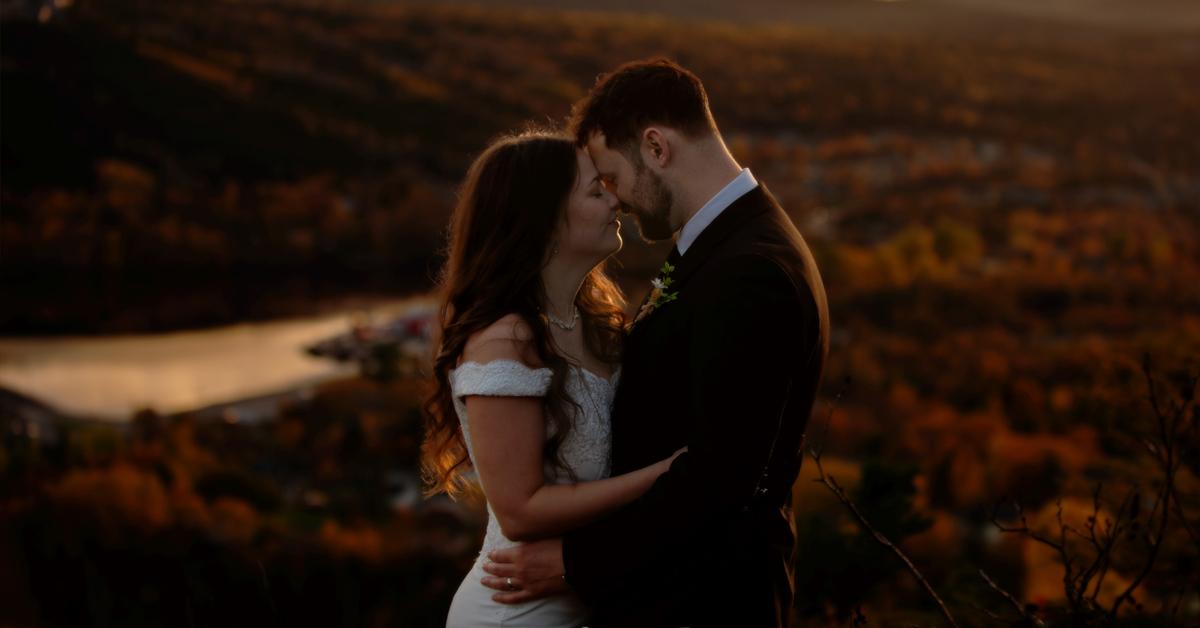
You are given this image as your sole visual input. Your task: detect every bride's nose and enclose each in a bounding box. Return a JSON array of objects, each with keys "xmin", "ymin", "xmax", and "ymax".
[{"xmin": 605, "ymin": 189, "xmax": 620, "ymax": 210}]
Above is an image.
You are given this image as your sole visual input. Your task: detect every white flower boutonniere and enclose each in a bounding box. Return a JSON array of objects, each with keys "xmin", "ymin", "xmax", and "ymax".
[{"xmin": 633, "ymin": 261, "xmax": 679, "ymax": 325}]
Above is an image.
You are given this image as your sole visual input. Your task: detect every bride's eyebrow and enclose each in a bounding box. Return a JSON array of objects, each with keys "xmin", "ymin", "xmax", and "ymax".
[{"xmin": 578, "ymin": 174, "xmax": 600, "ymax": 192}]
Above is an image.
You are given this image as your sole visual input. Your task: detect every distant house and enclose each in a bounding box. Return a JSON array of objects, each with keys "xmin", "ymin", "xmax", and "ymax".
[
  {"xmin": 305, "ymin": 305, "xmax": 437, "ymax": 378},
  {"xmin": 0, "ymin": 386, "xmax": 64, "ymax": 446}
]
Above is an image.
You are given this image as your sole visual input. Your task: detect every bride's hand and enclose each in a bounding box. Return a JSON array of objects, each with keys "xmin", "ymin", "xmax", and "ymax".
[{"xmin": 652, "ymin": 446, "xmax": 688, "ymax": 475}]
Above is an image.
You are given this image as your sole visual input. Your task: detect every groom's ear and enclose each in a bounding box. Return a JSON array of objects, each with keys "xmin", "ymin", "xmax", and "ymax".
[{"xmin": 641, "ymin": 127, "xmax": 671, "ymax": 169}]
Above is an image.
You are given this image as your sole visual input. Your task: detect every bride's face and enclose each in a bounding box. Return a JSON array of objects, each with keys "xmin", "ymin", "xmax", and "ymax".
[{"xmin": 553, "ymin": 148, "xmax": 622, "ymax": 263}]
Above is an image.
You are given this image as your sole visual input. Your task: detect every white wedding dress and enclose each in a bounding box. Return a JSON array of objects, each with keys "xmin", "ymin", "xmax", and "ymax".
[{"xmin": 444, "ymin": 359, "xmax": 620, "ymax": 628}]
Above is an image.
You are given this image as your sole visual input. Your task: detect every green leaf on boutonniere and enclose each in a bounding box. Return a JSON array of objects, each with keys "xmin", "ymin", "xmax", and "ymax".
[{"xmin": 633, "ymin": 260, "xmax": 681, "ymax": 326}]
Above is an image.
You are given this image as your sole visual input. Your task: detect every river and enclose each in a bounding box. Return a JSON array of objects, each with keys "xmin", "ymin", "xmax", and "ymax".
[{"xmin": 0, "ymin": 296, "xmax": 433, "ymax": 422}]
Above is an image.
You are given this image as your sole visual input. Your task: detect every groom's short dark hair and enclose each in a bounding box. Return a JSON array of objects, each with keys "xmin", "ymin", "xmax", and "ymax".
[{"xmin": 569, "ymin": 58, "xmax": 718, "ymax": 157}]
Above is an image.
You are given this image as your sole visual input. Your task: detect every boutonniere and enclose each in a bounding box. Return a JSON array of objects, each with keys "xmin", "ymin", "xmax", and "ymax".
[{"xmin": 632, "ymin": 261, "xmax": 679, "ymax": 325}]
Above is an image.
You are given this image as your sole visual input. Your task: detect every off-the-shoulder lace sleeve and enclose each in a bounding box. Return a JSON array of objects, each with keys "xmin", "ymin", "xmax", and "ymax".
[{"xmin": 449, "ymin": 359, "xmax": 553, "ymax": 399}]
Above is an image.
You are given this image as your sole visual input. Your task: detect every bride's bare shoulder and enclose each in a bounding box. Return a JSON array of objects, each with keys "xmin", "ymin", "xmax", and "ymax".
[{"xmin": 461, "ymin": 313, "xmax": 545, "ymax": 368}]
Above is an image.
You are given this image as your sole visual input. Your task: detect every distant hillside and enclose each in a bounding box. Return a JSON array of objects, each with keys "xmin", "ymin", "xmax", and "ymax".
[
  {"xmin": 426, "ymin": 0, "xmax": 1200, "ymax": 34},
  {"xmin": 2, "ymin": 0, "xmax": 1197, "ymax": 333}
]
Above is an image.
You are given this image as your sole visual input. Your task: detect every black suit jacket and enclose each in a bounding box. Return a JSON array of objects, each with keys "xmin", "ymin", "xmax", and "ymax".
[{"xmin": 561, "ymin": 182, "xmax": 830, "ymax": 627}]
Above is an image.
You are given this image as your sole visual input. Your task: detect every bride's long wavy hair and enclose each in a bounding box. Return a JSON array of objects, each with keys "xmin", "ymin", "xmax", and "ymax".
[{"xmin": 421, "ymin": 130, "xmax": 628, "ymax": 500}]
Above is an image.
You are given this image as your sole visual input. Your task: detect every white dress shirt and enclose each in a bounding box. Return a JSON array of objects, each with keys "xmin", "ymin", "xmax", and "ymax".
[{"xmin": 675, "ymin": 168, "xmax": 758, "ymax": 255}]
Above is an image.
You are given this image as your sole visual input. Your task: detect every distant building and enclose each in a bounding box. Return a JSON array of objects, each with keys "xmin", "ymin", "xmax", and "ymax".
[
  {"xmin": 305, "ymin": 306, "xmax": 437, "ymax": 378},
  {"xmin": 0, "ymin": 386, "xmax": 64, "ymax": 446}
]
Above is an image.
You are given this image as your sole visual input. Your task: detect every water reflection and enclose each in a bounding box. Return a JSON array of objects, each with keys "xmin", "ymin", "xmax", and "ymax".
[{"xmin": 0, "ymin": 298, "xmax": 430, "ymax": 421}]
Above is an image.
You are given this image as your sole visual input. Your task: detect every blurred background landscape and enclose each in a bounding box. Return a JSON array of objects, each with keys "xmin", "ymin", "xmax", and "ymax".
[{"xmin": 1, "ymin": 0, "xmax": 1197, "ymax": 625}]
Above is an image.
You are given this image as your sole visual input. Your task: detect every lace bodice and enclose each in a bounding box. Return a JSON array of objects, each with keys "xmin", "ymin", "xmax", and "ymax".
[{"xmin": 449, "ymin": 359, "xmax": 620, "ymax": 554}]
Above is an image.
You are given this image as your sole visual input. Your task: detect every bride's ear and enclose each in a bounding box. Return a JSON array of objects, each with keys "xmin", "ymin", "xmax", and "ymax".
[{"xmin": 642, "ymin": 128, "xmax": 671, "ymax": 169}]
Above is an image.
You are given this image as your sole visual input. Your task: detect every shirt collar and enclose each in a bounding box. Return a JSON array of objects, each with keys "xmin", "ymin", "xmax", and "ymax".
[{"xmin": 675, "ymin": 168, "xmax": 758, "ymax": 255}]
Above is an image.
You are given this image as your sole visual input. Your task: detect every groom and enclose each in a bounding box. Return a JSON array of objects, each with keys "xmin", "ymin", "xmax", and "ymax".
[{"xmin": 481, "ymin": 58, "xmax": 829, "ymax": 627}]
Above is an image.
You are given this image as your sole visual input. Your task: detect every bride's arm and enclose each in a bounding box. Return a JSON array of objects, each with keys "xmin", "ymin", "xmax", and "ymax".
[
  {"xmin": 461, "ymin": 315, "xmax": 684, "ymax": 543},
  {"xmin": 467, "ymin": 393, "xmax": 684, "ymax": 542}
]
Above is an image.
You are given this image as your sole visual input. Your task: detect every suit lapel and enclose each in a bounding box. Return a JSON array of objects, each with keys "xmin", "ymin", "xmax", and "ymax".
[{"xmin": 669, "ymin": 184, "xmax": 772, "ymax": 290}]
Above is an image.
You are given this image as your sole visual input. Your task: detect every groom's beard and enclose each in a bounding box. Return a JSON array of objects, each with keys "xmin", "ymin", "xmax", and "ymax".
[{"xmin": 626, "ymin": 165, "xmax": 674, "ymax": 242}]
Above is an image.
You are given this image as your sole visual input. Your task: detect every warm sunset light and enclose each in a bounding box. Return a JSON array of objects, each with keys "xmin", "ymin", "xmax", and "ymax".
[{"xmin": 2, "ymin": 1, "xmax": 1196, "ymax": 627}]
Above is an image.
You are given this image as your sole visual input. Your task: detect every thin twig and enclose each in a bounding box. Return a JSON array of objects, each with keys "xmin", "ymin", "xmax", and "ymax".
[
  {"xmin": 967, "ymin": 599, "xmax": 1007, "ymax": 624},
  {"xmin": 807, "ymin": 387, "xmax": 960, "ymax": 628},
  {"xmin": 977, "ymin": 568, "xmax": 1042, "ymax": 626},
  {"xmin": 1108, "ymin": 355, "xmax": 1196, "ymax": 619}
]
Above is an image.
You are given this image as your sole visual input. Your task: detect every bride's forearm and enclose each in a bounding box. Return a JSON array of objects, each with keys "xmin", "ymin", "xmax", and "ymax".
[{"xmin": 497, "ymin": 459, "xmax": 671, "ymax": 542}]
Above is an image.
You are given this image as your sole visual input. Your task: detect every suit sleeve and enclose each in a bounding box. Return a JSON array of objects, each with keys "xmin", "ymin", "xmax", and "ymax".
[{"xmin": 561, "ymin": 254, "xmax": 816, "ymax": 606}]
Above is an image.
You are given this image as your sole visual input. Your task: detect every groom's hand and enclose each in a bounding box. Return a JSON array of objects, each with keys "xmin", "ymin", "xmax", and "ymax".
[{"xmin": 481, "ymin": 538, "xmax": 570, "ymax": 604}]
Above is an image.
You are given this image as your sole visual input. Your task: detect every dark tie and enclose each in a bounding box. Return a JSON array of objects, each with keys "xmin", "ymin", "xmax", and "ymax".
[{"xmin": 666, "ymin": 244, "xmax": 682, "ymax": 267}]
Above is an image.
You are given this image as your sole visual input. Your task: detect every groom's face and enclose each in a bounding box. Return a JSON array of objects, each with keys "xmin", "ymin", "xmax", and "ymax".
[{"xmin": 586, "ymin": 133, "xmax": 675, "ymax": 242}]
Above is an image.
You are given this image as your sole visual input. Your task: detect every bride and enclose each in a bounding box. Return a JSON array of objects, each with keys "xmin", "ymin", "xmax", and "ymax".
[{"xmin": 421, "ymin": 130, "xmax": 686, "ymax": 627}]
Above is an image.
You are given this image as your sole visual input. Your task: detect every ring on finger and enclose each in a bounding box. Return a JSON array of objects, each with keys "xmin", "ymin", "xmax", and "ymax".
[{"xmin": 505, "ymin": 576, "xmax": 516, "ymax": 590}]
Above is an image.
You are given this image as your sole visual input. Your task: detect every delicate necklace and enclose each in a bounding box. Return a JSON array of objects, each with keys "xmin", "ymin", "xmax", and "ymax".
[{"xmin": 546, "ymin": 306, "xmax": 580, "ymax": 331}]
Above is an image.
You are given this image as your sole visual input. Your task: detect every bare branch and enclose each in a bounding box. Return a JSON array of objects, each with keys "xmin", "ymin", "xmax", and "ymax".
[
  {"xmin": 978, "ymin": 568, "xmax": 1036, "ymax": 623},
  {"xmin": 981, "ymin": 353, "xmax": 1197, "ymax": 625},
  {"xmin": 990, "ymin": 498, "xmax": 1066, "ymax": 555},
  {"xmin": 807, "ymin": 378, "xmax": 847, "ymax": 462},
  {"xmin": 807, "ymin": 393, "xmax": 959, "ymax": 628},
  {"xmin": 1107, "ymin": 355, "xmax": 1197, "ymax": 620},
  {"xmin": 1169, "ymin": 488, "xmax": 1198, "ymax": 546}
]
